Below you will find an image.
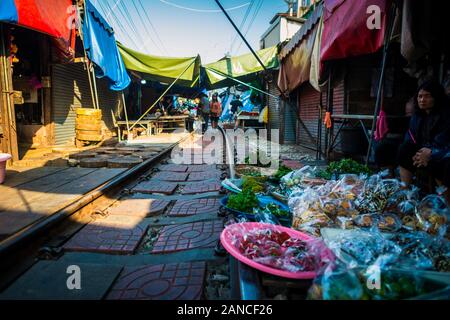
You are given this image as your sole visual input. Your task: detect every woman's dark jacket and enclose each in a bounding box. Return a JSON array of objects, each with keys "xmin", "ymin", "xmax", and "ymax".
[{"xmin": 404, "ymin": 107, "xmax": 450, "ymax": 161}]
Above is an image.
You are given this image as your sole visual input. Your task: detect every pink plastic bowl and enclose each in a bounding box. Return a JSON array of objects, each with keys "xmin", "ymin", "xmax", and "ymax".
[
  {"xmin": 220, "ymin": 222, "xmax": 334, "ymax": 280},
  {"xmin": 0, "ymin": 153, "xmax": 11, "ymax": 162},
  {"xmin": 0, "ymin": 153, "xmax": 11, "ymax": 184}
]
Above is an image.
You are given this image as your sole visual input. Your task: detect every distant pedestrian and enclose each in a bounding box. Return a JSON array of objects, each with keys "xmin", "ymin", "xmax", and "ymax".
[
  {"xmin": 230, "ymin": 95, "xmax": 243, "ymax": 129},
  {"xmin": 199, "ymin": 92, "xmax": 210, "ymax": 133},
  {"xmin": 210, "ymin": 93, "xmax": 222, "ymax": 129}
]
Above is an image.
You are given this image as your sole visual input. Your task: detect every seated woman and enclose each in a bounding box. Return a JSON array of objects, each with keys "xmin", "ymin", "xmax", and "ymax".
[{"xmin": 398, "ymin": 81, "xmax": 450, "ymax": 190}]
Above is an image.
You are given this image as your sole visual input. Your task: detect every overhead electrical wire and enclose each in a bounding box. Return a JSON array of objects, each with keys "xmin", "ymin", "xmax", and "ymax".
[
  {"xmin": 102, "ymin": 0, "xmax": 148, "ymax": 53},
  {"xmin": 96, "ymin": 0, "xmax": 140, "ymax": 50},
  {"xmin": 137, "ymin": 0, "xmax": 170, "ymax": 56},
  {"xmin": 118, "ymin": 1, "xmax": 153, "ymax": 53},
  {"xmin": 105, "ymin": 0, "xmax": 123, "ymax": 19},
  {"xmin": 159, "ymin": 0, "xmax": 250, "ymax": 13},
  {"xmin": 102, "ymin": 1, "xmax": 142, "ymax": 51},
  {"xmin": 229, "ymin": 0, "xmax": 255, "ymax": 53},
  {"xmin": 235, "ymin": 0, "xmax": 264, "ymax": 53},
  {"xmin": 130, "ymin": 0, "xmax": 164, "ymax": 54}
]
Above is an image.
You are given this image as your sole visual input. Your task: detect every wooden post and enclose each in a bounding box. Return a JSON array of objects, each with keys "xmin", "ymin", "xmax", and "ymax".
[
  {"xmin": 0, "ymin": 25, "xmax": 19, "ymax": 163},
  {"xmin": 40, "ymin": 35, "xmax": 54, "ymax": 146}
]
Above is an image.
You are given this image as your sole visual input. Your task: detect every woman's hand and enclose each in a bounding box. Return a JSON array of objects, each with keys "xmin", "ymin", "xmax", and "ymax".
[{"xmin": 413, "ymin": 148, "xmax": 432, "ymax": 167}]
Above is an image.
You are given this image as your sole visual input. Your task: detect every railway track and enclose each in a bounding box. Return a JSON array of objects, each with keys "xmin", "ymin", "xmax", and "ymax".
[{"xmin": 0, "ymin": 133, "xmax": 232, "ymax": 296}]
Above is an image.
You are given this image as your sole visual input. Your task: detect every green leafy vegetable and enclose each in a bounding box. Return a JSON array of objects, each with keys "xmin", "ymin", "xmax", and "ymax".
[
  {"xmin": 317, "ymin": 159, "xmax": 372, "ymax": 180},
  {"xmin": 227, "ymin": 190, "xmax": 259, "ymax": 214},
  {"xmin": 265, "ymin": 203, "xmax": 290, "ymax": 217}
]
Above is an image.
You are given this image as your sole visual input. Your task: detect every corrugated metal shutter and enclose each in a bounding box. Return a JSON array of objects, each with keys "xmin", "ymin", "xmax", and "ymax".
[
  {"xmin": 330, "ymin": 81, "xmax": 345, "ymax": 152},
  {"xmin": 52, "ymin": 63, "xmax": 119, "ymax": 145},
  {"xmin": 297, "ymin": 81, "xmax": 345, "ymax": 153},
  {"xmin": 52, "ymin": 63, "xmax": 93, "ymax": 146},
  {"xmin": 268, "ymin": 81, "xmax": 280, "ymax": 130},
  {"xmin": 297, "ymin": 84, "xmax": 322, "ymax": 149},
  {"xmin": 284, "ymin": 93, "xmax": 297, "ymax": 144},
  {"xmin": 97, "ymin": 76, "xmax": 120, "ymax": 138}
]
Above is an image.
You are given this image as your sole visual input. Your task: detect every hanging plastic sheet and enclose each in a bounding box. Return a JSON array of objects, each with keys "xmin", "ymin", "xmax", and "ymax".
[
  {"xmin": 118, "ymin": 42, "xmax": 201, "ymax": 88},
  {"xmin": 278, "ymin": 24, "xmax": 319, "ymax": 95},
  {"xmin": 320, "ymin": 0, "xmax": 388, "ymax": 65},
  {"xmin": 204, "ymin": 46, "xmax": 279, "ymax": 90},
  {"xmin": 82, "ymin": 0, "xmax": 130, "ymax": 91},
  {"xmin": 0, "ymin": 0, "xmax": 75, "ymax": 55}
]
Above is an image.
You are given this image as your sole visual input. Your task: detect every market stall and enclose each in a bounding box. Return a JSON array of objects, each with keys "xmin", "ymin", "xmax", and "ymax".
[
  {"xmin": 219, "ymin": 160, "xmax": 450, "ymax": 300},
  {"xmin": 116, "ymin": 43, "xmax": 202, "ymax": 139}
]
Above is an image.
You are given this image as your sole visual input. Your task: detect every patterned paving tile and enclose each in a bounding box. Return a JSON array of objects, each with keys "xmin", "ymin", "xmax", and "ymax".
[
  {"xmin": 107, "ymin": 198, "xmax": 170, "ymax": 217},
  {"xmin": 167, "ymin": 199, "xmax": 222, "ymax": 217},
  {"xmin": 187, "ymin": 170, "xmax": 222, "ymax": 182},
  {"xmin": 132, "ymin": 180, "xmax": 178, "ymax": 195},
  {"xmin": 158, "ymin": 164, "xmax": 188, "ymax": 172},
  {"xmin": 63, "ymin": 215, "xmax": 147, "ymax": 254},
  {"xmin": 151, "ymin": 221, "xmax": 223, "ymax": 253},
  {"xmin": 187, "ymin": 164, "xmax": 219, "ymax": 172},
  {"xmin": 152, "ymin": 171, "xmax": 189, "ymax": 182},
  {"xmin": 181, "ymin": 181, "xmax": 222, "ymax": 195},
  {"xmin": 106, "ymin": 262, "xmax": 206, "ymax": 300}
]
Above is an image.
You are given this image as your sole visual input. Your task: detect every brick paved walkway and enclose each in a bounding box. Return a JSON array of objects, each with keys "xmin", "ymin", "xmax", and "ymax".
[
  {"xmin": 106, "ymin": 262, "xmax": 206, "ymax": 300},
  {"xmin": 167, "ymin": 199, "xmax": 221, "ymax": 217},
  {"xmin": 151, "ymin": 221, "xmax": 223, "ymax": 253}
]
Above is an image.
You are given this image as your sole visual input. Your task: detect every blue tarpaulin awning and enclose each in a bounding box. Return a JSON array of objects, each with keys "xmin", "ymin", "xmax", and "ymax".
[
  {"xmin": 0, "ymin": 0, "xmax": 18, "ymax": 23},
  {"xmin": 82, "ymin": 0, "xmax": 130, "ymax": 91}
]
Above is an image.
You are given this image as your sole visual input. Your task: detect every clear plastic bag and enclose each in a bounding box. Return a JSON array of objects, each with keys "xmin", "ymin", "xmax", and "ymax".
[
  {"xmin": 308, "ymin": 263, "xmax": 365, "ymax": 300},
  {"xmin": 327, "ymin": 231, "xmax": 402, "ymax": 267},
  {"xmin": 416, "ymin": 195, "xmax": 449, "ymax": 236},
  {"xmin": 356, "ymin": 175, "xmax": 401, "ymax": 214}
]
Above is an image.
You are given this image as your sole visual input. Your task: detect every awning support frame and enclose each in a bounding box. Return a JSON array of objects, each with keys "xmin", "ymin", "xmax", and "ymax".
[{"xmin": 128, "ymin": 58, "xmax": 197, "ymax": 131}]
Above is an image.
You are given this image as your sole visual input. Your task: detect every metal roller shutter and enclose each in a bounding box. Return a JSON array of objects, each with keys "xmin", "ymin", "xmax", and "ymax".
[
  {"xmin": 284, "ymin": 92, "xmax": 297, "ymax": 144},
  {"xmin": 268, "ymin": 79, "xmax": 281, "ymax": 132},
  {"xmin": 97, "ymin": 76, "xmax": 120, "ymax": 136},
  {"xmin": 298, "ymin": 84, "xmax": 322, "ymax": 149},
  {"xmin": 330, "ymin": 81, "xmax": 345, "ymax": 152},
  {"xmin": 52, "ymin": 63, "xmax": 119, "ymax": 145},
  {"xmin": 297, "ymin": 80, "xmax": 345, "ymax": 152}
]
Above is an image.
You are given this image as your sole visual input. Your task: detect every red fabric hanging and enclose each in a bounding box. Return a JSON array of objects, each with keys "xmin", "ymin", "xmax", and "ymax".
[
  {"xmin": 320, "ymin": 0, "xmax": 388, "ymax": 65},
  {"xmin": 15, "ymin": 0, "xmax": 75, "ymax": 50},
  {"xmin": 375, "ymin": 109, "xmax": 389, "ymax": 141}
]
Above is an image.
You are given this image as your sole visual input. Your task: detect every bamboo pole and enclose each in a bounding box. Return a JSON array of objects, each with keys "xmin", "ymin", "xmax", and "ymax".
[{"xmin": 121, "ymin": 92, "xmax": 131, "ymax": 139}]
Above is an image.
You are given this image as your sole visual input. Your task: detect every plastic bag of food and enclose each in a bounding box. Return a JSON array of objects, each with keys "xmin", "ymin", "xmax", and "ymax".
[
  {"xmin": 377, "ymin": 213, "xmax": 403, "ymax": 232},
  {"xmin": 281, "ymin": 166, "xmax": 319, "ymax": 188},
  {"xmin": 253, "ymin": 207, "xmax": 280, "ymax": 225},
  {"xmin": 327, "ymin": 231, "xmax": 402, "ymax": 267},
  {"xmin": 308, "ymin": 263, "xmax": 365, "ymax": 300},
  {"xmin": 331, "ymin": 174, "xmax": 364, "ymax": 196},
  {"xmin": 386, "ymin": 187, "xmax": 420, "ymax": 214},
  {"xmin": 356, "ymin": 175, "xmax": 401, "ymax": 213},
  {"xmin": 416, "ymin": 194, "xmax": 449, "ymax": 236}
]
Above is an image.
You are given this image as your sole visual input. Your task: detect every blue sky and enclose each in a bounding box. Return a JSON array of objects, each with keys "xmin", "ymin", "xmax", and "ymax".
[{"xmin": 93, "ymin": 0, "xmax": 288, "ymax": 63}]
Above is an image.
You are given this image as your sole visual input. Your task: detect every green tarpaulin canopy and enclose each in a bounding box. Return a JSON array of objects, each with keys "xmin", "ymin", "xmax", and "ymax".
[
  {"xmin": 203, "ymin": 46, "xmax": 279, "ymax": 89},
  {"xmin": 118, "ymin": 42, "xmax": 201, "ymax": 87}
]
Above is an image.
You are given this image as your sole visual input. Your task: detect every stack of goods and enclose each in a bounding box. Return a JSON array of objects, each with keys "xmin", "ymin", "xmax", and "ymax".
[{"xmin": 288, "ymin": 170, "xmax": 449, "ymax": 239}]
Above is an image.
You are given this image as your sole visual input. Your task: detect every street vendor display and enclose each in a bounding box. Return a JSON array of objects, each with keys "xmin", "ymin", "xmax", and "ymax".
[{"xmin": 220, "ymin": 158, "xmax": 450, "ymax": 299}]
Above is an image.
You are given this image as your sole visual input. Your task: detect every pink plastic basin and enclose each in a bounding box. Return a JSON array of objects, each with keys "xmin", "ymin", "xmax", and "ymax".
[
  {"xmin": 0, "ymin": 153, "xmax": 12, "ymax": 184},
  {"xmin": 221, "ymin": 222, "xmax": 333, "ymax": 280}
]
